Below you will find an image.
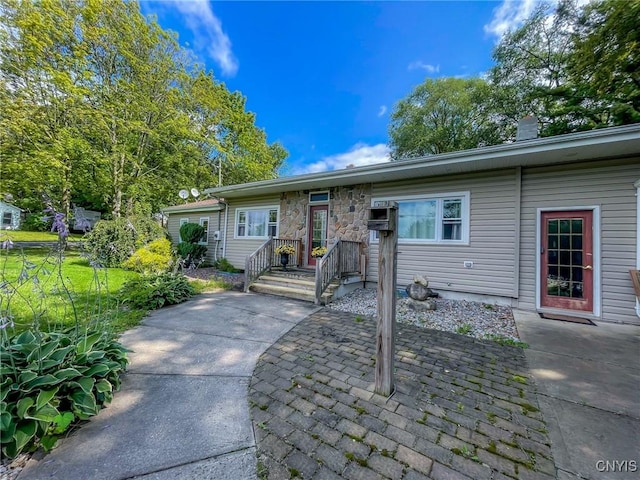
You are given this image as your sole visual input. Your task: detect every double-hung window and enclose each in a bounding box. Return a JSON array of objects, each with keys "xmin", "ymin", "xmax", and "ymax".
[
  {"xmin": 371, "ymin": 192, "xmax": 469, "ymax": 243},
  {"xmin": 236, "ymin": 207, "xmax": 278, "ymax": 238}
]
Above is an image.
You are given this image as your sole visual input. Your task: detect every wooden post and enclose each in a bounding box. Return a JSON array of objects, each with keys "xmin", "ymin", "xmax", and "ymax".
[{"xmin": 375, "ymin": 204, "xmax": 398, "ymax": 396}]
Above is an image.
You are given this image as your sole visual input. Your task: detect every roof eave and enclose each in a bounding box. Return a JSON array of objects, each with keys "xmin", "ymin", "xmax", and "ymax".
[
  {"xmin": 204, "ymin": 124, "xmax": 640, "ymax": 199},
  {"xmin": 162, "ymin": 205, "xmax": 224, "ymax": 214}
]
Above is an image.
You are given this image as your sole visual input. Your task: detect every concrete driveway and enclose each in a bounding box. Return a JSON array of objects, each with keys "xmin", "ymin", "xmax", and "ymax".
[
  {"xmin": 18, "ymin": 292, "xmax": 320, "ymax": 480},
  {"xmin": 514, "ymin": 311, "xmax": 640, "ymax": 480}
]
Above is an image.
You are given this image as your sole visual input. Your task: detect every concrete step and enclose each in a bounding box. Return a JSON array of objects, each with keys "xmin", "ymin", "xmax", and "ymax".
[
  {"xmin": 250, "ymin": 282, "xmax": 333, "ymax": 304},
  {"xmin": 258, "ymin": 274, "xmax": 316, "ymax": 290}
]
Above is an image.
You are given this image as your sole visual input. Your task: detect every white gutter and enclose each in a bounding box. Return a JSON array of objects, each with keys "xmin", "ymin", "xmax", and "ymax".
[{"xmin": 635, "ymin": 179, "xmax": 640, "ymax": 318}]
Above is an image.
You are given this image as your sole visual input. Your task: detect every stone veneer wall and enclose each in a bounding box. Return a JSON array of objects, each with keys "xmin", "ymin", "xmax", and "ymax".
[
  {"xmin": 279, "ymin": 184, "xmax": 372, "ymax": 259},
  {"xmin": 279, "ymin": 191, "xmax": 308, "ymax": 240},
  {"xmin": 328, "ymin": 184, "xmax": 371, "ymax": 250}
]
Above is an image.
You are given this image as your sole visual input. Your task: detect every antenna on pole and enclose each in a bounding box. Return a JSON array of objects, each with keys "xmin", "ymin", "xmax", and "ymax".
[
  {"xmin": 178, "ymin": 190, "xmax": 189, "ymax": 203},
  {"xmin": 190, "ymin": 188, "xmax": 200, "ymax": 198}
]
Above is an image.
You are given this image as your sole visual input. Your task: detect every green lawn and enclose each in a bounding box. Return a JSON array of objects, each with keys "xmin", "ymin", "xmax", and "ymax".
[
  {"xmin": 1, "ymin": 230, "xmax": 84, "ymax": 242},
  {"xmin": 0, "ymin": 247, "xmax": 141, "ymax": 334}
]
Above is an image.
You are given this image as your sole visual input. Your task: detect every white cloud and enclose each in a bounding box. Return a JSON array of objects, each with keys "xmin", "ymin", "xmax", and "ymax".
[
  {"xmin": 294, "ymin": 143, "xmax": 391, "ymax": 175},
  {"xmin": 407, "ymin": 61, "xmax": 440, "ymax": 74},
  {"xmin": 484, "ymin": 0, "xmax": 590, "ymax": 39},
  {"xmin": 377, "ymin": 105, "xmax": 387, "ymax": 117},
  {"xmin": 171, "ymin": 0, "xmax": 238, "ymax": 76},
  {"xmin": 484, "ymin": 0, "xmax": 539, "ymax": 38}
]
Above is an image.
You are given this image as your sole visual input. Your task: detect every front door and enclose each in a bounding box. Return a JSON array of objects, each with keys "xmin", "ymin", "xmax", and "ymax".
[
  {"xmin": 307, "ymin": 205, "xmax": 328, "ymax": 266},
  {"xmin": 540, "ymin": 210, "xmax": 594, "ymax": 312}
]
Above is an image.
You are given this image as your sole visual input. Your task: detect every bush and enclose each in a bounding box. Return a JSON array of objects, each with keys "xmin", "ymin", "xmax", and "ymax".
[
  {"xmin": 177, "ymin": 222, "xmax": 207, "ymax": 268},
  {"xmin": 0, "ymin": 328, "xmax": 128, "ymax": 458},
  {"xmin": 21, "ymin": 213, "xmax": 51, "ymax": 232},
  {"xmin": 176, "ymin": 243, "xmax": 208, "ymax": 268},
  {"xmin": 122, "ymin": 238, "xmax": 173, "ymax": 274},
  {"xmin": 179, "ymin": 223, "xmax": 205, "ymax": 244},
  {"xmin": 84, "ymin": 217, "xmax": 165, "ymax": 268},
  {"xmin": 213, "ymin": 257, "xmax": 239, "ymax": 273},
  {"xmin": 118, "ymin": 273, "xmax": 195, "ymax": 310}
]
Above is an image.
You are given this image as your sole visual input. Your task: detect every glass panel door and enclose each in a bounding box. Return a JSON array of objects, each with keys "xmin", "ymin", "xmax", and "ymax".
[
  {"xmin": 541, "ymin": 211, "xmax": 593, "ymax": 312},
  {"xmin": 308, "ymin": 205, "xmax": 328, "ymax": 266}
]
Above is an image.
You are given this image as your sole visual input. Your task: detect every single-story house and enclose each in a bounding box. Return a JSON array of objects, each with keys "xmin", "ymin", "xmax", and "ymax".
[
  {"xmin": 163, "ymin": 199, "xmax": 225, "ymax": 265},
  {"xmin": 165, "ymin": 124, "xmax": 640, "ymax": 324},
  {"xmin": 0, "ymin": 201, "xmax": 22, "ymax": 230}
]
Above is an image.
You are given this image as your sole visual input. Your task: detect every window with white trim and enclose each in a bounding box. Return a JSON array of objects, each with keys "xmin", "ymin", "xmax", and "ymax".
[
  {"xmin": 236, "ymin": 207, "xmax": 278, "ymax": 238},
  {"xmin": 178, "ymin": 218, "xmax": 189, "ymax": 242},
  {"xmin": 199, "ymin": 217, "xmax": 210, "ymax": 245},
  {"xmin": 371, "ymin": 193, "xmax": 469, "ymax": 243}
]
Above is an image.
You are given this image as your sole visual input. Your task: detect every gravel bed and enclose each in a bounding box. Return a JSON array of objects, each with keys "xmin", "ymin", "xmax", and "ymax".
[
  {"xmin": 329, "ymin": 288, "xmax": 521, "ymax": 341},
  {"xmin": 0, "ymin": 453, "xmax": 29, "ymax": 480}
]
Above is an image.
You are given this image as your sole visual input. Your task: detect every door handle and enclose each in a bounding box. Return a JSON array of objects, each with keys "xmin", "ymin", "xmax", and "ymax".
[{"xmin": 582, "ymin": 265, "xmax": 593, "ymax": 270}]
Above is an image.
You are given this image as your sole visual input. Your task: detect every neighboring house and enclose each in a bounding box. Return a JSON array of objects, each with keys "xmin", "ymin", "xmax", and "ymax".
[
  {"xmin": 0, "ymin": 201, "xmax": 22, "ymax": 230},
  {"xmin": 72, "ymin": 205, "xmax": 102, "ymax": 231},
  {"xmin": 162, "ymin": 199, "xmax": 225, "ymax": 265},
  {"xmin": 165, "ymin": 124, "xmax": 640, "ymax": 324}
]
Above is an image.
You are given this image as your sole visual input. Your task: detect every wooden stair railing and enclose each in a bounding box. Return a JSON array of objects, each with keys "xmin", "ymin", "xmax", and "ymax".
[
  {"xmin": 244, "ymin": 238, "xmax": 273, "ymax": 293},
  {"xmin": 245, "ymin": 238, "xmax": 303, "ymax": 292},
  {"xmin": 314, "ymin": 240, "xmax": 363, "ymax": 304}
]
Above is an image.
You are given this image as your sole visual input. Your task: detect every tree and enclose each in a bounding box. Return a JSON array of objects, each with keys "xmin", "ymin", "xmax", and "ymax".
[
  {"xmin": 388, "ymin": 77, "xmax": 506, "ymax": 159},
  {"xmin": 490, "ymin": 0, "xmax": 639, "ymax": 137},
  {"xmin": 0, "ymin": 0, "xmax": 287, "ymax": 219},
  {"xmin": 566, "ymin": 0, "xmax": 640, "ymax": 126}
]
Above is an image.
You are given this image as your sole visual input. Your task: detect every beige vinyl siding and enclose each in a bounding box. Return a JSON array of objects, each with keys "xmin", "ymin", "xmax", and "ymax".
[
  {"xmin": 166, "ymin": 211, "xmax": 224, "ymax": 265},
  {"xmin": 518, "ymin": 158, "xmax": 639, "ymax": 324},
  {"xmin": 369, "ymin": 169, "xmax": 519, "ymax": 297},
  {"xmin": 224, "ymin": 195, "xmax": 281, "ymax": 269}
]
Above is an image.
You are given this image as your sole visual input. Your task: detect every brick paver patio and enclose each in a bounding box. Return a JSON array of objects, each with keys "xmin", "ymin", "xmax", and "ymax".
[{"xmin": 249, "ymin": 309, "xmax": 556, "ymax": 480}]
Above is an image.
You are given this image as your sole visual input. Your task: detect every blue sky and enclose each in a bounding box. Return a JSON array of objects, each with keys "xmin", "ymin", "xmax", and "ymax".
[{"xmin": 140, "ymin": 1, "xmax": 542, "ymax": 175}]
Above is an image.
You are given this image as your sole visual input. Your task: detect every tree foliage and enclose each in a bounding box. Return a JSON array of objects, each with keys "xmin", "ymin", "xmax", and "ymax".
[
  {"xmin": 0, "ymin": 0, "xmax": 286, "ymax": 219},
  {"xmin": 388, "ymin": 78, "xmax": 505, "ymax": 158},
  {"xmin": 490, "ymin": 0, "xmax": 639, "ymax": 137},
  {"xmin": 390, "ymin": 0, "xmax": 638, "ymax": 159}
]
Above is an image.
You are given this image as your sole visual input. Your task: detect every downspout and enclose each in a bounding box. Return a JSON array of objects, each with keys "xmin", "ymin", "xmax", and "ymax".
[{"xmin": 635, "ymin": 179, "xmax": 640, "ymax": 318}]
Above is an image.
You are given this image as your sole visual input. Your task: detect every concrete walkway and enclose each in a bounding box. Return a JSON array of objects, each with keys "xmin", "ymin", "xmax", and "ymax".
[
  {"xmin": 18, "ymin": 292, "xmax": 321, "ymax": 480},
  {"xmin": 514, "ymin": 311, "xmax": 640, "ymax": 480}
]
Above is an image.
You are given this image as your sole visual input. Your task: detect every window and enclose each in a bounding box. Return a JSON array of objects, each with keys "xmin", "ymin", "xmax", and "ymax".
[
  {"xmin": 371, "ymin": 192, "xmax": 469, "ymax": 243},
  {"xmin": 199, "ymin": 217, "xmax": 210, "ymax": 245},
  {"xmin": 178, "ymin": 218, "xmax": 189, "ymax": 242},
  {"xmin": 2, "ymin": 212, "xmax": 12, "ymax": 226},
  {"xmin": 309, "ymin": 191, "xmax": 329, "ymax": 203},
  {"xmin": 236, "ymin": 207, "xmax": 278, "ymax": 238}
]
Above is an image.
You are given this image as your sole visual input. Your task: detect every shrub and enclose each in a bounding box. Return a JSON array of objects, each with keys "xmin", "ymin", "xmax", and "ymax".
[
  {"xmin": 122, "ymin": 238, "xmax": 173, "ymax": 274},
  {"xmin": 177, "ymin": 222, "xmax": 207, "ymax": 268},
  {"xmin": 0, "ymin": 328, "xmax": 128, "ymax": 458},
  {"xmin": 176, "ymin": 243, "xmax": 208, "ymax": 268},
  {"xmin": 84, "ymin": 217, "xmax": 165, "ymax": 267},
  {"xmin": 179, "ymin": 223, "xmax": 205, "ymax": 244},
  {"xmin": 118, "ymin": 273, "xmax": 195, "ymax": 310},
  {"xmin": 212, "ymin": 257, "xmax": 239, "ymax": 273},
  {"xmin": 21, "ymin": 213, "xmax": 51, "ymax": 232}
]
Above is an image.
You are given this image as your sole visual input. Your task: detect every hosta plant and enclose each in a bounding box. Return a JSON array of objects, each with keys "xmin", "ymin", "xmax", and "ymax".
[{"xmin": 0, "ymin": 328, "xmax": 128, "ymax": 458}]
